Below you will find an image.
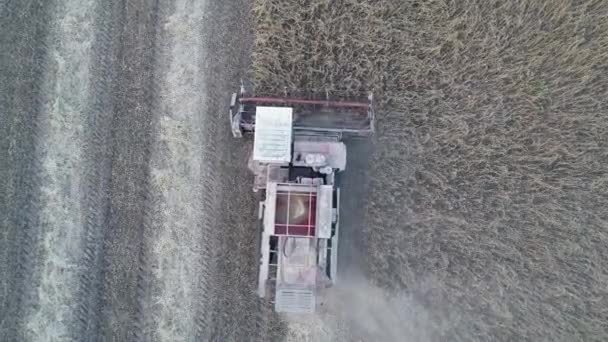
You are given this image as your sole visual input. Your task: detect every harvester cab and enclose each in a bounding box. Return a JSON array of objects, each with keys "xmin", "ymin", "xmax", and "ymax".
[{"xmin": 229, "ymin": 83, "xmax": 374, "ymax": 314}]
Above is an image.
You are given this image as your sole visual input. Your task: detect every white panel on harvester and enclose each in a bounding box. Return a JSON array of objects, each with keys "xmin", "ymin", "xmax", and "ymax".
[{"xmin": 253, "ymin": 106, "xmax": 293, "ymax": 163}]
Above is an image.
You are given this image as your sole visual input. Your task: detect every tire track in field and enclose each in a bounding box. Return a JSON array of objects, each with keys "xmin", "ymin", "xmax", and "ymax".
[
  {"xmin": 72, "ymin": 0, "xmax": 118, "ymax": 340},
  {"xmin": 0, "ymin": 2, "xmax": 53, "ymax": 340},
  {"xmin": 94, "ymin": 0, "xmax": 161, "ymax": 340}
]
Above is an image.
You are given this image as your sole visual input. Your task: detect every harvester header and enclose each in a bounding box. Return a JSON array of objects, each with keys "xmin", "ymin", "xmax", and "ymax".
[{"xmin": 230, "ymin": 83, "xmax": 374, "ymax": 138}]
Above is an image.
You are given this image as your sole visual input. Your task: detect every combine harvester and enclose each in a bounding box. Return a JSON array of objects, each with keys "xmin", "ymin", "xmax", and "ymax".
[{"xmin": 229, "ymin": 83, "xmax": 374, "ymax": 313}]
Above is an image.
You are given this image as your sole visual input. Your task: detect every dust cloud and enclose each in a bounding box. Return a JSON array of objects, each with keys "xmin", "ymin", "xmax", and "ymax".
[{"xmin": 320, "ymin": 273, "xmax": 436, "ymax": 342}]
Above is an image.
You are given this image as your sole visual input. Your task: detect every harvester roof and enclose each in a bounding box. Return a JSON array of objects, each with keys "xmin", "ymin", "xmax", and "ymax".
[{"xmin": 252, "ymin": 106, "xmax": 293, "ymax": 163}]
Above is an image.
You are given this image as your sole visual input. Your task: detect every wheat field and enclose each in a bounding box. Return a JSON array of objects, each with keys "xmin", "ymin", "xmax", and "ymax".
[{"xmin": 251, "ymin": 0, "xmax": 608, "ymax": 340}]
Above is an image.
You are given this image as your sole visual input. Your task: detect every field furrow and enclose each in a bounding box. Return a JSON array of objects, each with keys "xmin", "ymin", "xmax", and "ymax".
[
  {"xmin": 93, "ymin": 0, "xmax": 161, "ymax": 339},
  {"xmin": 0, "ymin": 2, "xmax": 53, "ymax": 340}
]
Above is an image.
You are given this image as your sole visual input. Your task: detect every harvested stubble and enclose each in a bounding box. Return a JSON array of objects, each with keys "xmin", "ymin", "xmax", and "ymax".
[{"xmin": 252, "ymin": 0, "xmax": 608, "ymax": 340}]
